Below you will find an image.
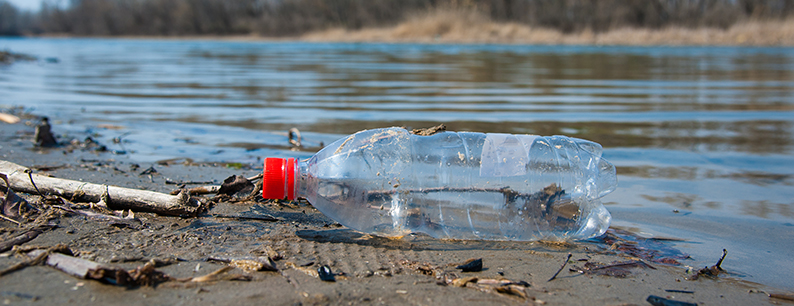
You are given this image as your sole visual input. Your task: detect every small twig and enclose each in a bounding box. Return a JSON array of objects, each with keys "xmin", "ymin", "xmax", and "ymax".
[
  {"xmin": 585, "ymin": 260, "xmax": 656, "ymax": 272},
  {"xmin": 212, "ymin": 214, "xmax": 279, "ymax": 222},
  {"xmin": 0, "ymin": 225, "xmax": 54, "ymax": 253},
  {"xmin": 51, "ymin": 205, "xmax": 128, "ymax": 222},
  {"xmin": 165, "ymin": 179, "xmax": 216, "ymax": 185},
  {"xmin": 246, "ymin": 174, "xmax": 263, "ymax": 182},
  {"xmin": 715, "ymin": 249, "xmax": 727, "ymax": 271},
  {"xmin": 0, "ymin": 214, "xmax": 20, "ymax": 225},
  {"xmin": 25, "ymin": 169, "xmax": 44, "ymax": 197},
  {"xmin": 547, "ymin": 253, "xmax": 572, "ymax": 282},
  {"xmin": 170, "ymin": 185, "xmax": 220, "ymax": 196}
]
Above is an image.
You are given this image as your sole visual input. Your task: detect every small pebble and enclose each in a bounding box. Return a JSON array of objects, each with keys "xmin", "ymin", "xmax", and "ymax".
[{"xmin": 318, "ymin": 265, "xmax": 335, "ymax": 282}]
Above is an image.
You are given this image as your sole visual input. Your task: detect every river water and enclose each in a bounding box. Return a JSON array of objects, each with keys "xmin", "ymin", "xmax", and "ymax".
[{"xmin": 1, "ymin": 38, "xmax": 793, "ymax": 290}]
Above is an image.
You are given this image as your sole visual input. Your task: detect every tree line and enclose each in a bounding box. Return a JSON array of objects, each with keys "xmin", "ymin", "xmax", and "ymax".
[{"xmin": 1, "ymin": 0, "xmax": 792, "ymax": 37}]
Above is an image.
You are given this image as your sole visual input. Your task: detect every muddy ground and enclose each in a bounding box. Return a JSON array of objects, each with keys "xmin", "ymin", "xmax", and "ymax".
[{"xmin": 0, "ymin": 115, "xmax": 789, "ymax": 305}]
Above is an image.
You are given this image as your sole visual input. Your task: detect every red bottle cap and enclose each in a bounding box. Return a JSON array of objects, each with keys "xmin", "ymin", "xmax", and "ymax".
[{"xmin": 262, "ymin": 157, "xmax": 297, "ymax": 200}]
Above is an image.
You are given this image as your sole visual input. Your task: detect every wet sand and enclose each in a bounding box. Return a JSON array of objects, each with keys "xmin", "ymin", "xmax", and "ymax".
[{"xmin": 0, "ymin": 115, "xmax": 788, "ymax": 305}]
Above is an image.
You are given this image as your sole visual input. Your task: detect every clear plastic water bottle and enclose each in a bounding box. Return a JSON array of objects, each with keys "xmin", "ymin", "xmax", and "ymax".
[{"xmin": 262, "ymin": 127, "xmax": 616, "ymax": 241}]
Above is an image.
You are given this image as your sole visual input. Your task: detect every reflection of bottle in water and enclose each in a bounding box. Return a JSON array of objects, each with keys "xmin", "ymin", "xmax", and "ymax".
[{"xmin": 262, "ymin": 127, "xmax": 617, "ymax": 241}]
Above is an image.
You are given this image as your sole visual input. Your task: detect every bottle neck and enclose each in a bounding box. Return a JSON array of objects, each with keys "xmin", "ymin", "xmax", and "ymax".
[
  {"xmin": 296, "ymin": 159, "xmax": 309, "ymax": 199},
  {"xmin": 262, "ymin": 157, "xmax": 299, "ymax": 200}
]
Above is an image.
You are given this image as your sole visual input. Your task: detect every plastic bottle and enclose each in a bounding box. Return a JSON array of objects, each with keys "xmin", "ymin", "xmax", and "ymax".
[{"xmin": 262, "ymin": 127, "xmax": 617, "ymax": 241}]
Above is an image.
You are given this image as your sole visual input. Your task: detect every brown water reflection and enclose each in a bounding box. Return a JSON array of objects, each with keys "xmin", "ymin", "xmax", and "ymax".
[{"xmin": 741, "ymin": 200, "xmax": 794, "ymax": 219}]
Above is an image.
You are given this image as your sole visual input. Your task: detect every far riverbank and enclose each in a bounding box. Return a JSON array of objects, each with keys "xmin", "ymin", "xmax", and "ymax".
[{"xmin": 300, "ymin": 9, "xmax": 794, "ymax": 46}]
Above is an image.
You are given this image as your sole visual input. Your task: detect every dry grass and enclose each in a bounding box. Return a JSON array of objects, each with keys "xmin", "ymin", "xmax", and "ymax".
[{"xmin": 301, "ymin": 8, "xmax": 794, "ymax": 46}]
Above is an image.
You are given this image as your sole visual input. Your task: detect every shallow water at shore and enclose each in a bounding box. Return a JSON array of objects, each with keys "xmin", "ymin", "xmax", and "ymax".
[{"xmin": 1, "ymin": 38, "xmax": 793, "ymax": 290}]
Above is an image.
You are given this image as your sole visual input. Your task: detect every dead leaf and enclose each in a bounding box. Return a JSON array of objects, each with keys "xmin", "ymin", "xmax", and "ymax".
[{"xmin": 0, "ymin": 173, "xmax": 32, "ymax": 221}]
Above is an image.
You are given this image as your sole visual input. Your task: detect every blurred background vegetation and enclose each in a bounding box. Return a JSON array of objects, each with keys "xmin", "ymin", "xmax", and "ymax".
[{"xmin": 0, "ymin": 0, "xmax": 792, "ymax": 37}]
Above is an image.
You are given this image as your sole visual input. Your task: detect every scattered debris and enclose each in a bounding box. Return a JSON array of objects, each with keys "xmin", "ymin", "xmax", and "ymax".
[
  {"xmin": 9, "ymin": 248, "xmax": 251, "ymax": 287},
  {"xmin": 455, "ymin": 258, "xmax": 483, "ymax": 272},
  {"xmin": 448, "ymin": 276, "xmax": 531, "ymax": 300},
  {"xmin": 393, "ymin": 260, "xmax": 442, "ymax": 278},
  {"xmin": 230, "ymin": 259, "xmax": 275, "ymax": 273},
  {"xmin": 207, "ymin": 255, "xmax": 278, "ymax": 272},
  {"xmin": 686, "ymin": 249, "xmax": 727, "ymax": 280},
  {"xmin": 646, "ymin": 294, "xmax": 698, "ymax": 306},
  {"xmin": 180, "ymin": 266, "xmax": 251, "ymax": 283},
  {"xmin": 262, "ymin": 246, "xmax": 283, "ymax": 261},
  {"xmin": 286, "ymin": 261, "xmax": 319, "ymax": 278},
  {"xmin": 22, "ymin": 248, "xmax": 166, "ymax": 286},
  {"xmin": 411, "ymin": 124, "xmax": 446, "ymax": 136},
  {"xmin": 593, "ymin": 228, "xmax": 690, "ymax": 265},
  {"xmin": 547, "ymin": 253, "xmax": 572, "ymax": 281}
]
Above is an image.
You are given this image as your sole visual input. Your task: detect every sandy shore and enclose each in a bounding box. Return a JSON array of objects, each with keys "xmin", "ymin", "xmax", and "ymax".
[{"xmin": 0, "ymin": 113, "xmax": 789, "ymax": 305}]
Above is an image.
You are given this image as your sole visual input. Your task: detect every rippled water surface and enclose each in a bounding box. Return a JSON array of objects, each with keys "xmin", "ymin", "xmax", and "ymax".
[{"xmin": 2, "ymin": 38, "xmax": 793, "ymax": 289}]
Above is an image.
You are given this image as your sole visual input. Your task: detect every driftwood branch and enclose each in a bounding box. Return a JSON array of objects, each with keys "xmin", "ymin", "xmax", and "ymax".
[{"xmin": 0, "ymin": 160, "xmax": 202, "ymax": 217}]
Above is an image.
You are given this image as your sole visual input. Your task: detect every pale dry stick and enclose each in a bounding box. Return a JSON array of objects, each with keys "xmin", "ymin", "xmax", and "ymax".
[
  {"xmin": 171, "ymin": 185, "xmax": 220, "ymax": 196},
  {"xmin": 0, "ymin": 113, "xmax": 21, "ymax": 124},
  {"xmin": 50, "ymin": 204, "xmax": 129, "ymax": 222},
  {"xmin": 547, "ymin": 253, "xmax": 572, "ymax": 282},
  {"xmin": 0, "ymin": 214, "xmax": 19, "ymax": 225},
  {"xmin": 0, "ymin": 160, "xmax": 202, "ymax": 216}
]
